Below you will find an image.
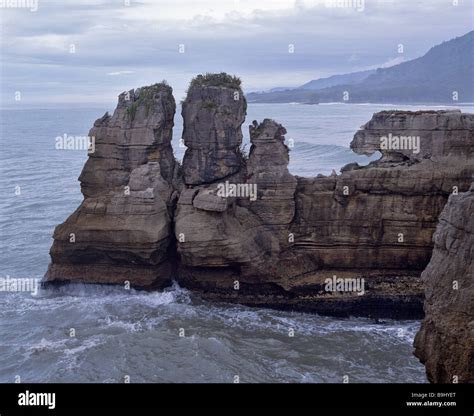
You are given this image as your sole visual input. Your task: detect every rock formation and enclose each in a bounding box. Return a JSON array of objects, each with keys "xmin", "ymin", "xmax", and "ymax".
[
  {"xmin": 245, "ymin": 119, "xmax": 297, "ymax": 226},
  {"xmin": 45, "ymin": 83, "xmax": 181, "ymax": 288},
  {"xmin": 414, "ymin": 184, "xmax": 473, "ymax": 383},
  {"xmin": 175, "ymin": 116, "xmax": 296, "ymax": 300},
  {"xmin": 45, "ymin": 74, "xmax": 474, "ymax": 320},
  {"xmin": 176, "ymin": 105, "xmax": 473, "ymax": 318},
  {"xmin": 181, "ymin": 73, "xmax": 246, "ymax": 185}
]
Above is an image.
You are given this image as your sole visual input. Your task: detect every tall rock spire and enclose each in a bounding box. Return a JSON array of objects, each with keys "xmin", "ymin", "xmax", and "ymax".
[
  {"xmin": 181, "ymin": 73, "xmax": 246, "ymax": 185},
  {"xmin": 45, "ymin": 83, "xmax": 179, "ymax": 288}
]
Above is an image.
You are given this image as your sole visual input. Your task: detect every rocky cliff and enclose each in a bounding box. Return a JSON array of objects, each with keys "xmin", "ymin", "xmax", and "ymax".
[
  {"xmin": 414, "ymin": 184, "xmax": 473, "ymax": 383},
  {"xmin": 45, "ymin": 74, "xmax": 474, "ymax": 320}
]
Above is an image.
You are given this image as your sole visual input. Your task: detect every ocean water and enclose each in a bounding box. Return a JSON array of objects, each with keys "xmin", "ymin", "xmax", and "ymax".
[{"xmin": 1, "ymin": 102, "xmax": 471, "ymax": 383}]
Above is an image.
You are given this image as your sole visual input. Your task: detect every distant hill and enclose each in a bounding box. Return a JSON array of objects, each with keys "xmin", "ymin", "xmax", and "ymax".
[
  {"xmin": 245, "ymin": 88, "xmax": 320, "ymax": 104},
  {"xmin": 247, "ymin": 31, "xmax": 474, "ymax": 104},
  {"xmin": 299, "ymin": 69, "xmax": 375, "ymax": 90},
  {"xmin": 246, "ymin": 69, "xmax": 375, "ymax": 104}
]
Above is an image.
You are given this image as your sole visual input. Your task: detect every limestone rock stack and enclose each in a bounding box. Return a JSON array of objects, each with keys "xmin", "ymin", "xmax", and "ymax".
[
  {"xmin": 181, "ymin": 73, "xmax": 246, "ymax": 186},
  {"xmin": 45, "ymin": 83, "xmax": 180, "ymax": 288},
  {"xmin": 244, "ymin": 119, "xmax": 297, "ymax": 226},
  {"xmin": 175, "ymin": 75, "xmax": 280, "ymax": 292}
]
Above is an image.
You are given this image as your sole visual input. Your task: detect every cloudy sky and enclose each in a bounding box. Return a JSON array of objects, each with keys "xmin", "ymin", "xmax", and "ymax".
[{"xmin": 0, "ymin": 0, "xmax": 472, "ymax": 107}]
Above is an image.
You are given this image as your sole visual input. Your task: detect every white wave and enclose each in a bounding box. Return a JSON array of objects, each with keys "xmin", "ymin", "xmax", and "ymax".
[
  {"xmin": 28, "ymin": 338, "xmax": 68, "ymax": 353},
  {"xmin": 63, "ymin": 336, "xmax": 105, "ymax": 357},
  {"xmin": 100, "ymin": 316, "xmax": 143, "ymax": 333}
]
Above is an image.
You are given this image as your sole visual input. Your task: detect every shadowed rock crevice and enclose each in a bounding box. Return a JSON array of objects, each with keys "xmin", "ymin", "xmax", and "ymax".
[{"xmin": 45, "ymin": 75, "xmax": 474, "ymax": 321}]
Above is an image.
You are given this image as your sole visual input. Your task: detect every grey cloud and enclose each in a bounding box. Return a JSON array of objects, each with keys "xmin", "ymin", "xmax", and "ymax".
[{"xmin": 1, "ymin": 0, "xmax": 472, "ymax": 106}]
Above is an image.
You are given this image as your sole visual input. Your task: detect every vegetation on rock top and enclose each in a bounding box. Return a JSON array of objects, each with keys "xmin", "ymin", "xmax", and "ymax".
[
  {"xmin": 188, "ymin": 73, "xmax": 242, "ymax": 90},
  {"xmin": 127, "ymin": 81, "xmax": 173, "ymax": 121}
]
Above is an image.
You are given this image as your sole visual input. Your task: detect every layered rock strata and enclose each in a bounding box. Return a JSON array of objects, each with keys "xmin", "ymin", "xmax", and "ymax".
[
  {"xmin": 414, "ymin": 184, "xmax": 473, "ymax": 383},
  {"xmin": 176, "ymin": 107, "xmax": 473, "ymax": 318},
  {"xmin": 45, "ymin": 76, "xmax": 474, "ymax": 320}
]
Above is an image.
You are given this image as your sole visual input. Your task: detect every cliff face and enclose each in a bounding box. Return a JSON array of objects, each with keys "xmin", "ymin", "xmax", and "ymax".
[
  {"xmin": 414, "ymin": 184, "xmax": 473, "ymax": 383},
  {"xmin": 45, "ymin": 75, "xmax": 474, "ymax": 320},
  {"xmin": 280, "ymin": 110, "xmax": 473, "ymax": 317}
]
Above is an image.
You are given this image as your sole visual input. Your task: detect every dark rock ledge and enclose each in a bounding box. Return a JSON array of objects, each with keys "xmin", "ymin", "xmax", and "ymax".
[{"xmin": 44, "ymin": 74, "xmax": 474, "ymax": 322}]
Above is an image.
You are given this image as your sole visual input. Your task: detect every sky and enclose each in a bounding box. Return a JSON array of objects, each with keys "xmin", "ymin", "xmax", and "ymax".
[{"xmin": 0, "ymin": 0, "xmax": 472, "ymax": 107}]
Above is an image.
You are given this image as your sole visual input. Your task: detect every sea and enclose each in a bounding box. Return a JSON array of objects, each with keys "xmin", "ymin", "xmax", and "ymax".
[{"xmin": 1, "ymin": 102, "xmax": 472, "ymax": 383}]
